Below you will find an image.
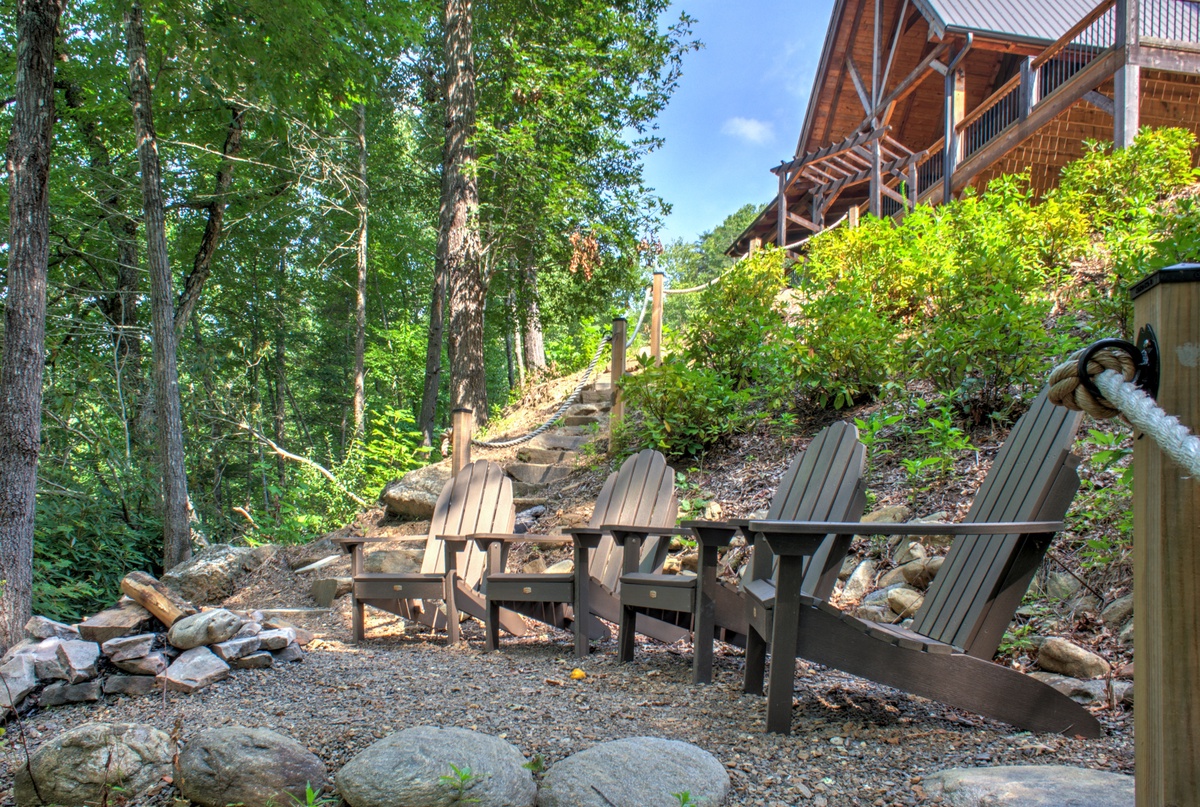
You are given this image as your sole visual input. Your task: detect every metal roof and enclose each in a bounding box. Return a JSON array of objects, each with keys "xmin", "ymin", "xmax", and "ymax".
[{"xmin": 918, "ymin": 0, "xmax": 1100, "ymax": 42}]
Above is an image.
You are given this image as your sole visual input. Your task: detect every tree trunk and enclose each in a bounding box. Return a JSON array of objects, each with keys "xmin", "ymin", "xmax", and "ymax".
[
  {"xmin": 352, "ymin": 103, "xmax": 368, "ymax": 441},
  {"xmin": 417, "ymin": 260, "xmax": 447, "ymax": 447},
  {"xmin": 522, "ymin": 266, "xmax": 547, "ymax": 372},
  {"xmin": 126, "ymin": 1, "xmax": 191, "ymax": 571},
  {"xmin": 442, "ymin": 0, "xmax": 488, "ymax": 425},
  {"xmin": 0, "ymin": 0, "xmax": 66, "ymax": 648},
  {"xmin": 174, "ymin": 104, "xmax": 244, "ymax": 334},
  {"xmin": 273, "ymin": 255, "xmax": 287, "ymax": 487}
]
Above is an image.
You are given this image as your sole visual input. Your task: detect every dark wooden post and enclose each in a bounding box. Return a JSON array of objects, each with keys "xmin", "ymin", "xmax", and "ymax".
[
  {"xmin": 611, "ymin": 317, "xmax": 626, "ymax": 425},
  {"xmin": 777, "ymin": 171, "xmax": 788, "ymax": 248},
  {"xmin": 451, "ymin": 407, "xmax": 472, "ymax": 477},
  {"xmin": 1131, "ymin": 265, "xmax": 1200, "ymax": 807},
  {"xmin": 943, "ymin": 66, "xmax": 966, "ymax": 204},
  {"xmin": 1018, "ymin": 56, "xmax": 1036, "ymax": 121},
  {"xmin": 650, "ymin": 270, "xmax": 664, "ymax": 366},
  {"xmin": 1115, "ymin": 0, "xmax": 1140, "ymax": 148},
  {"xmin": 869, "ymin": 136, "xmax": 882, "ymax": 217}
]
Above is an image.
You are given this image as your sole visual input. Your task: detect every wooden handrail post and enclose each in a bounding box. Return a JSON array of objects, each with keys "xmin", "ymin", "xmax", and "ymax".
[
  {"xmin": 451, "ymin": 407, "xmax": 472, "ymax": 477},
  {"xmin": 610, "ymin": 318, "xmax": 626, "ymax": 425},
  {"xmin": 847, "ymin": 205, "xmax": 860, "ymax": 229},
  {"xmin": 651, "ymin": 270, "xmax": 664, "ymax": 366},
  {"xmin": 1114, "ymin": 0, "xmax": 1140, "ymax": 148},
  {"xmin": 749, "ymin": 237, "xmax": 762, "ymax": 255},
  {"xmin": 1131, "ymin": 264, "xmax": 1200, "ymax": 807},
  {"xmin": 1018, "ymin": 56, "xmax": 1035, "ymax": 121}
]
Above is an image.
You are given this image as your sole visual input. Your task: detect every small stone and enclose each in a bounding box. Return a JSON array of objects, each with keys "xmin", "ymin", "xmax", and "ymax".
[
  {"xmin": 168, "ymin": 608, "xmax": 243, "ymax": 650},
  {"xmin": 158, "ymin": 646, "xmax": 230, "ymax": 693},
  {"xmin": 56, "ymin": 640, "xmax": 102, "ymax": 683},
  {"xmin": 272, "ymin": 642, "xmax": 304, "ymax": 662},
  {"xmin": 876, "ymin": 565, "xmax": 909, "ymax": 588},
  {"xmin": 234, "ymin": 621, "xmax": 262, "ymax": 638},
  {"xmin": 115, "ymin": 651, "xmax": 169, "ymax": 676},
  {"xmin": 337, "ymin": 727, "xmax": 535, "ymax": 807},
  {"xmin": 837, "ymin": 554, "xmax": 859, "ymax": 581},
  {"xmin": 926, "ymin": 765, "xmax": 1134, "ymax": 806},
  {"xmin": 1118, "ymin": 619, "xmax": 1134, "ymax": 647},
  {"xmin": 1101, "ymin": 594, "xmax": 1134, "ymax": 625},
  {"xmin": 104, "ymin": 675, "xmax": 161, "ymax": 697},
  {"xmin": 862, "ymin": 582, "xmax": 912, "ymax": 606},
  {"xmin": 1044, "ymin": 571, "xmax": 1081, "ymax": 601},
  {"xmin": 1028, "ymin": 672, "xmax": 1133, "ymax": 705},
  {"xmin": 262, "ymin": 618, "xmax": 313, "ymax": 645},
  {"xmin": 177, "ymin": 726, "xmax": 328, "ymax": 807},
  {"xmin": 888, "ymin": 587, "xmax": 924, "ymax": 617},
  {"xmin": 662, "ymin": 555, "xmax": 683, "ymax": 574},
  {"xmin": 892, "ymin": 540, "xmax": 927, "ymax": 566},
  {"xmin": 25, "ymin": 615, "xmax": 80, "ymax": 641},
  {"xmin": 853, "ymin": 604, "xmax": 891, "ymax": 623},
  {"xmin": 860, "ymin": 505, "xmax": 912, "ymax": 525},
  {"xmin": 535, "ymin": 736, "xmax": 729, "ymax": 807},
  {"xmin": 362, "ymin": 549, "xmax": 424, "ymax": 575},
  {"xmin": 101, "ymin": 633, "xmax": 155, "ymax": 662},
  {"xmin": 842, "ymin": 560, "xmax": 876, "ymax": 602},
  {"xmin": 231, "ymin": 651, "xmax": 275, "ymax": 670},
  {"xmin": 520, "ymin": 557, "xmax": 547, "ymax": 574},
  {"xmin": 212, "ymin": 636, "xmax": 262, "ymax": 661},
  {"xmin": 40, "ymin": 680, "xmax": 102, "ymax": 707},
  {"xmin": 28, "ymin": 637, "xmax": 66, "ymax": 679},
  {"xmin": 258, "ymin": 628, "xmax": 296, "ymax": 651},
  {"xmin": 545, "ymin": 559, "xmax": 574, "ymax": 574},
  {"xmin": 903, "ymin": 556, "xmax": 943, "ymax": 589},
  {"xmin": 2, "ymin": 639, "xmax": 38, "ymax": 664},
  {"xmin": 1037, "ymin": 637, "xmax": 1111, "ymax": 678},
  {"xmin": 15, "ymin": 722, "xmax": 173, "ymax": 805},
  {"xmin": 1116, "ymin": 661, "xmax": 1134, "ymax": 679},
  {"xmin": 0, "ymin": 655, "xmax": 39, "ymax": 710}
]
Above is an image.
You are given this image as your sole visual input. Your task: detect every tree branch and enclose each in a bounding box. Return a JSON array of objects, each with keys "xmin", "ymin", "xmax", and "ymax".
[{"xmin": 236, "ymin": 422, "xmax": 369, "ymax": 507}]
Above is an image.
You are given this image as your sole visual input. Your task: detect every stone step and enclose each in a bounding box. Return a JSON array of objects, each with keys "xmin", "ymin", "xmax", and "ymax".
[
  {"xmin": 528, "ymin": 434, "xmax": 590, "ymax": 452},
  {"xmin": 563, "ymin": 415, "xmax": 602, "ymax": 428},
  {"xmin": 580, "ymin": 388, "xmax": 614, "ymax": 404},
  {"xmin": 507, "ymin": 463, "xmax": 575, "ymax": 485},
  {"xmin": 516, "ymin": 447, "xmax": 580, "ymax": 465},
  {"xmin": 546, "ymin": 425, "xmax": 600, "ymax": 437},
  {"xmin": 514, "ymin": 497, "xmax": 547, "ymax": 510},
  {"xmin": 513, "ymin": 481, "xmax": 547, "ymax": 498}
]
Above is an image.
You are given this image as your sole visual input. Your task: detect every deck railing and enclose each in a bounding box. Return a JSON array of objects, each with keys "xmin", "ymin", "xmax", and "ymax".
[{"xmin": 1141, "ymin": 0, "xmax": 1200, "ymax": 46}]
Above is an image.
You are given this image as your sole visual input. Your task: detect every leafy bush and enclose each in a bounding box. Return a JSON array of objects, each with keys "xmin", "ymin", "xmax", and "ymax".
[{"xmin": 615, "ymin": 357, "xmax": 750, "ymax": 458}]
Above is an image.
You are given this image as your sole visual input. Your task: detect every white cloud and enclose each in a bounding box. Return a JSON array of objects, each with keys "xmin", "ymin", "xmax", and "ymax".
[{"xmin": 721, "ymin": 117, "xmax": 775, "ymax": 145}]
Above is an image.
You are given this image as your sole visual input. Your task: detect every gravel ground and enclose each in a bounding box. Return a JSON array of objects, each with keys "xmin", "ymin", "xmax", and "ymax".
[{"xmin": 0, "ymin": 582, "xmax": 1133, "ymax": 807}]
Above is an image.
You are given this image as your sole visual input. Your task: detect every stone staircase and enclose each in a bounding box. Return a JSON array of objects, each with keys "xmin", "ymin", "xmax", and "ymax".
[{"xmin": 506, "ymin": 382, "xmax": 613, "ymax": 511}]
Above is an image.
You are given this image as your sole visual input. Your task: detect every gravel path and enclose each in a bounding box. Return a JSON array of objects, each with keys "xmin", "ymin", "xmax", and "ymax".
[{"xmin": 0, "ymin": 591, "xmax": 1133, "ymax": 807}]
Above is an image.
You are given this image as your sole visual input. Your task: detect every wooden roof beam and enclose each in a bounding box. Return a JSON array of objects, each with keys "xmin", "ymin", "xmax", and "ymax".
[
  {"xmin": 773, "ymin": 124, "xmax": 889, "ymax": 177},
  {"xmin": 845, "ymin": 55, "xmax": 874, "ymax": 114}
]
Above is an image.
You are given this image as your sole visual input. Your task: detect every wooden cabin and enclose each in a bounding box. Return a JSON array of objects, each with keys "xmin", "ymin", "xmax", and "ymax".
[{"xmin": 729, "ymin": 0, "xmax": 1200, "ymax": 255}]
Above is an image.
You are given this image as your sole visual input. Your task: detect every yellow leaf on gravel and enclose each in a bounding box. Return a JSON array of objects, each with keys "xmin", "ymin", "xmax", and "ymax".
[{"xmin": 570, "ymin": 668, "xmax": 587, "ymax": 680}]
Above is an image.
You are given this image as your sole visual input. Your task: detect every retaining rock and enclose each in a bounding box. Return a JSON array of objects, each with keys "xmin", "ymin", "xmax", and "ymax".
[
  {"xmin": 101, "ymin": 633, "xmax": 155, "ymax": 662},
  {"xmin": 25, "ymin": 616, "xmax": 80, "ymax": 641},
  {"xmin": 40, "ymin": 680, "xmax": 102, "ymax": 707},
  {"xmin": 1037, "ymin": 637, "xmax": 1111, "ymax": 679},
  {"xmin": 380, "ymin": 461, "xmax": 452, "ymax": 518},
  {"xmin": 159, "ymin": 646, "xmax": 230, "ymax": 693},
  {"xmin": 536, "ymin": 736, "xmax": 730, "ymax": 807},
  {"xmin": 115, "ymin": 651, "xmax": 169, "ymax": 676},
  {"xmin": 337, "ymin": 726, "xmax": 536, "ymax": 807},
  {"xmin": 162, "ymin": 544, "xmax": 277, "ymax": 604},
  {"xmin": 168, "ymin": 609, "xmax": 243, "ymax": 650},
  {"xmin": 176, "ymin": 726, "xmax": 328, "ymax": 807},
  {"xmin": 103, "ymin": 675, "xmax": 161, "ymax": 697},
  {"xmin": 0, "ymin": 655, "xmax": 38, "ymax": 710},
  {"xmin": 926, "ymin": 765, "xmax": 1133, "ymax": 806}
]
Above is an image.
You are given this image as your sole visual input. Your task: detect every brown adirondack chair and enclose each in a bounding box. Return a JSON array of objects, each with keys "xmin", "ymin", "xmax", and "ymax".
[
  {"xmin": 471, "ymin": 448, "xmax": 686, "ymax": 656},
  {"xmin": 613, "ymin": 421, "xmax": 867, "ymax": 683},
  {"xmin": 748, "ymin": 389, "xmax": 1103, "ymax": 737},
  {"xmin": 334, "ymin": 460, "xmax": 527, "ymax": 643}
]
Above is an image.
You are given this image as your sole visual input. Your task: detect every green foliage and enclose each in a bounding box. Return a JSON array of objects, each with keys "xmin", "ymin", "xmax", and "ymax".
[
  {"xmin": 1070, "ymin": 427, "xmax": 1134, "ymax": 568},
  {"xmin": 439, "ymin": 763, "xmax": 484, "ymax": 804},
  {"xmin": 673, "ymin": 793, "xmax": 699, "ymax": 807},
  {"xmin": 616, "ymin": 357, "xmax": 750, "ymax": 458},
  {"xmin": 287, "ymin": 783, "xmax": 338, "ymax": 807}
]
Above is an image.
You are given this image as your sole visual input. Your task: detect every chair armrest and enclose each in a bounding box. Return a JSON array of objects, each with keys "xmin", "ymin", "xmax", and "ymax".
[
  {"xmin": 564, "ymin": 528, "xmax": 607, "ymax": 550},
  {"xmin": 332, "ymin": 535, "xmax": 427, "ymax": 552},
  {"xmin": 470, "ymin": 532, "xmax": 573, "ymax": 549},
  {"xmin": 602, "ymin": 525, "xmax": 695, "ymax": 546},
  {"xmin": 680, "ymin": 519, "xmax": 746, "ymax": 548},
  {"xmin": 748, "ymin": 520, "xmax": 1064, "ymax": 537}
]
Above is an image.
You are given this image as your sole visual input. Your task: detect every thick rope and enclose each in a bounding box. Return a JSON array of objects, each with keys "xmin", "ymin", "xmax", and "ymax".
[
  {"xmin": 1049, "ymin": 346, "xmax": 1200, "ymax": 478},
  {"xmin": 663, "ymin": 264, "xmax": 738, "ymax": 295},
  {"xmin": 627, "ymin": 286, "xmax": 651, "ymax": 350},
  {"xmin": 472, "ymin": 335, "xmax": 611, "ymax": 449}
]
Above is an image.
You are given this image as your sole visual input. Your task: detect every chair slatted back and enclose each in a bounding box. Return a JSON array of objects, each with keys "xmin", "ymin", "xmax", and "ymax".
[
  {"xmin": 746, "ymin": 421, "xmax": 867, "ymax": 598},
  {"xmin": 588, "ymin": 449, "xmax": 677, "ymax": 593},
  {"xmin": 420, "ymin": 460, "xmax": 516, "ymax": 587},
  {"xmin": 911, "ymin": 389, "xmax": 1082, "ymax": 657}
]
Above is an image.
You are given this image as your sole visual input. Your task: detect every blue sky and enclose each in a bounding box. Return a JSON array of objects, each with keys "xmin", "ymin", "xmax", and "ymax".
[{"xmin": 642, "ymin": 0, "xmax": 835, "ymax": 245}]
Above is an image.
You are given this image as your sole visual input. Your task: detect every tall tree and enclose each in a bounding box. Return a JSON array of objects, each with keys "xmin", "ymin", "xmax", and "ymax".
[
  {"xmin": 0, "ymin": 0, "xmax": 68, "ymax": 647},
  {"xmin": 126, "ymin": 1, "xmax": 191, "ymax": 570},
  {"xmin": 352, "ymin": 102, "xmax": 368, "ymax": 440},
  {"xmin": 441, "ymin": 0, "xmax": 487, "ymax": 423}
]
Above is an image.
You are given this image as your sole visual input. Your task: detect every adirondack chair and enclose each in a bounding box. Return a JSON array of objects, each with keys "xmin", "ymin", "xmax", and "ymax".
[
  {"xmin": 470, "ymin": 448, "xmax": 687, "ymax": 657},
  {"xmin": 334, "ymin": 460, "xmax": 527, "ymax": 643},
  {"xmin": 613, "ymin": 421, "xmax": 867, "ymax": 684},
  {"xmin": 747, "ymin": 389, "xmax": 1103, "ymax": 737}
]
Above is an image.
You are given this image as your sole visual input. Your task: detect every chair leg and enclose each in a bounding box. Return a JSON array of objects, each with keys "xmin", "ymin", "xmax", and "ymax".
[
  {"xmin": 352, "ymin": 595, "xmax": 365, "ymax": 643},
  {"xmin": 485, "ymin": 599, "xmax": 501, "ymax": 652},
  {"xmin": 744, "ymin": 625, "xmax": 767, "ymax": 696},
  {"xmin": 444, "ymin": 571, "xmax": 461, "ymax": 645},
  {"xmin": 618, "ymin": 604, "xmax": 637, "ymax": 663}
]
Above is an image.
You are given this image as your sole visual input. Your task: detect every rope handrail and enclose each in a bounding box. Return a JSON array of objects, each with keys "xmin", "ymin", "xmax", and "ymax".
[
  {"xmin": 1049, "ymin": 343, "xmax": 1200, "ymax": 478},
  {"xmin": 472, "ymin": 334, "xmax": 612, "ymax": 449},
  {"xmin": 663, "ymin": 263, "xmax": 738, "ymax": 295},
  {"xmin": 627, "ymin": 286, "xmax": 651, "ymax": 349}
]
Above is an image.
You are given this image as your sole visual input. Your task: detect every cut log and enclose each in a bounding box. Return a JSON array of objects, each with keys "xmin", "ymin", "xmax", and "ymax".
[
  {"xmin": 120, "ymin": 571, "xmax": 198, "ymax": 627},
  {"xmin": 76, "ymin": 600, "xmax": 153, "ymax": 644}
]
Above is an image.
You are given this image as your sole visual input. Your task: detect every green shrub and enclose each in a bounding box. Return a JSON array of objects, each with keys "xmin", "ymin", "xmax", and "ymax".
[{"xmin": 615, "ymin": 357, "xmax": 750, "ymax": 458}]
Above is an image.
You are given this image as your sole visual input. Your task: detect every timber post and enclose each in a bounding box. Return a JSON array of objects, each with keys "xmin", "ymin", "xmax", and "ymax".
[
  {"xmin": 451, "ymin": 407, "xmax": 472, "ymax": 477},
  {"xmin": 1018, "ymin": 56, "xmax": 1036, "ymax": 121},
  {"xmin": 610, "ymin": 317, "xmax": 626, "ymax": 425},
  {"xmin": 943, "ymin": 65, "xmax": 966, "ymax": 204},
  {"xmin": 847, "ymin": 205, "xmax": 860, "ymax": 229},
  {"xmin": 1131, "ymin": 265, "xmax": 1200, "ymax": 807},
  {"xmin": 651, "ymin": 270, "xmax": 664, "ymax": 365},
  {"xmin": 749, "ymin": 237, "xmax": 762, "ymax": 255},
  {"xmin": 1114, "ymin": 0, "xmax": 1140, "ymax": 148}
]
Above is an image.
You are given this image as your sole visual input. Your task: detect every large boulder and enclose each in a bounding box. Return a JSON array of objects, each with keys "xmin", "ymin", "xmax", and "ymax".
[
  {"xmin": 162, "ymin": 544, "xmax": 277, "ymax": 605},
  {"xmin": 537, "ymin": 737, "xmax": 729, "ymax": 807},
  {"xmin": 1037, "ymin": 637, "xmax": 1111, "ymax": 679},
  {"xmin": 168, "ymin": 609, "xmax": 243, "ymax": 650},
  {"xmin": 380, "ymin": 461, "xmax": 452, "ymax": 518},
  {"xmin": 14, "ymin": 722, "xmax": 173, "ymax": 806},
  {"xmin": 926, "ymin": 765, "xmax": 1134, "ymax": 806},
  {"xmin": 362, "ymin": 548, "xmax": 424, "ymax": 575},
  {"xmin": 176, "ymin": 726, "xmax": 328, "ymax": 807},
  {"xmin": 336, "ymin": 727, "xmax": 535, "ymax": 807}
]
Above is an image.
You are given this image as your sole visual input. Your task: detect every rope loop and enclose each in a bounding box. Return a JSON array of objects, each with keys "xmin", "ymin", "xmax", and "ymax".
[{"xmin": 1048, "ymin": 344, "xmax": 1138, "ymax": 420}]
